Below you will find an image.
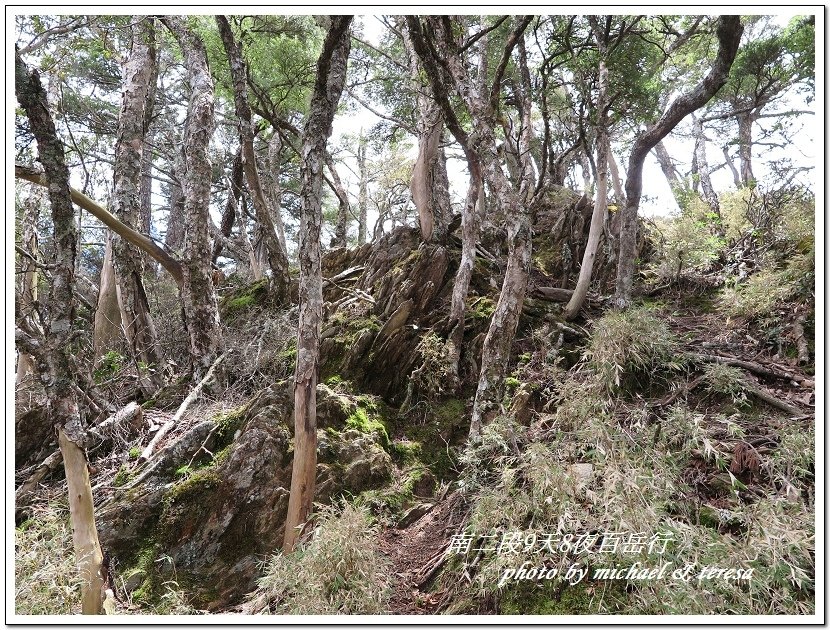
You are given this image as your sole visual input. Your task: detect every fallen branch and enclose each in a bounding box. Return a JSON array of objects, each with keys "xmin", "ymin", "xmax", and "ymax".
[
  {"xmin": 15, "ymin": 449, "xmax": 63, "ymax": 506},
  {"xmin": 744, "ymin": 384, "xmax": 804, "ymax": 417},
  {"xmin": 88, "ymin": 401, "xmax": 143, "ymax": 446},
  {"xmin": 792, "ymin": 316, "xmax": 810, "ymax": 365},
  {"xmin": 533, "ymin": 286, "xmax": 575, "ymax": 302},
  {"xmin": 686, "ymin": 352, "xmax": 800, "ymax": 383},
  {"xmin": 16, "ymin": 163, "xmax": 183, "ymax": 285},
  {"xmin": 138, "ymin": 353, "xmax": 225, "ymax": 462}
]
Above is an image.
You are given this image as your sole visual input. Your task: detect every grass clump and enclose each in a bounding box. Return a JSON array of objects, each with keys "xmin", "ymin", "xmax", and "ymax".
[
  {"xmin": 587, "ymin": 306, "xmax": 682, "ymax": 392},
  {"xmin": 15, "ymin": 506, "xmax": 83, "ymax": 614},
  {"xmin": 252, "ymin": 504, "xmax": 390, "ymax": 614}
]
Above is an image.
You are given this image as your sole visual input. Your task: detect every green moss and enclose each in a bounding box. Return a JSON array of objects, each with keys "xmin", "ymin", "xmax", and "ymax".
[
  {"xmin": 402, "ymin": 398, "xmax": 465, "ymax": 481},
  {"xmin": 356, "ymin": 464, "xmax": 428, "ymax": 520},
  {"xmin": 128, "ymin": 447, "xmax": 141, "ymax": 459},
  {"xmin": 346, "ymin": 407, "xmax": 390, "ymax": 448},
  {"xmin": 467, "ymin": 296, "xmax": 496, "ymax": 321},
  {"xmin": 220, "ymin": 278, "xmax": 269, "ymax": 317},
  {"xmin": 390, "ymin": 439, "xmax": 423, "ymax": 466},
  {"xmin": 113, "ymin": 465, "xmax": 132, "ymax": 487},
  {"xmin": 213, "ymin": 405, "xmax": 246, "ymax": 450}
]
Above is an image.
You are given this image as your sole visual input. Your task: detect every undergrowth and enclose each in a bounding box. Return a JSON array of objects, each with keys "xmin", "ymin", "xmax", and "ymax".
[{"xmin": 251, "ymin": 504, "xmax": 391, "ymax": 614}]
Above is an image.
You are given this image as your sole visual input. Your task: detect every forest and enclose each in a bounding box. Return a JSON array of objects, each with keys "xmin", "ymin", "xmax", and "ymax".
[{"xmin": 13, "ymin": 13, "xmax": 817, "ymax": 618}]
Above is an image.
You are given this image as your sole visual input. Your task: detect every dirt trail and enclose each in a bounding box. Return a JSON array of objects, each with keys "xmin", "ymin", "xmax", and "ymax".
[{"xmin": 378, "ymin": 491, "xmax": 467, "ymax": 615}]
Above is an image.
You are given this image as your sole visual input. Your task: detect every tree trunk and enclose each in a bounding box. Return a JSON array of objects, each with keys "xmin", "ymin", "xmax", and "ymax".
[
  {"xmin": 691, "ymin": 114, "xmax": 722, "ymax": 223},
  {"xmin": 406, "ymin": 15, "xmax": 535, "ymax": 438},
  {"xmin": 267, "ymin": 132, "xmax": 288, "ymax": 253},
  {"xmin": 111, "ymin": 19, "xmax": 163, "ymax": 390},
  {"xmin": 217, "ymin": 15, "xmax": 291, "ymax": 300},
  {"xmin": 59, "ymin": 428, "xmax": 105, "ymax": 615},
  {"xmin": 325, "ymin": 152, "xmax": 351, "ymax": 248},
  {"xmin": 138, "ymin": 17, "xmax": 158, "ymax": 267},
  {"xmin": 608, "ymin": 149, "xmax": 626, "ymax": 206},
  {"xmin": 653, "ymin": 139, "xmax": 686, "ymax": 208},
  {"xmin": 565, "ymin": 32, "xmax": 609, "ymax": 321},
  {"xmin": 402, "ymin": 23, "xmax": 451, "ymax": 243},
  {"xmin": 614, "ymin": 16, "xmax": 742, "ymax": 309},
  {"xmin": 357, "ymin": 133, "xmax": 368, "ymax": 245},
  {"xmin": 163, "ymin": 17, "xmax": 224, "ymax": 379},
  {"xmin": 723, "ymin": 144, "xmax": 741, "ymax": 188},
  {"xmin": 92, "ymin": 234, "xmax": 123, "ymax": 359},
  {"xmin": 212, "ymin": 147, "xmax": 244, "ymax": 263},
  {"xmin": 16, "ymin": 193, "xmax": 41, "ymax": 384},
  {"xmin": 284, "ymin": 16, "xmax": 352, "ymax": 554},
  {"xmin": 736, "ymin": 110, "xmax": 756, "ymax": 186},
  {"xmin": 16, "ymin": 48, "xmax": 104, "ymax": 614},
  {"xmin": 446, "ymin": 22, "xmax": 487, "ymax": 382}
]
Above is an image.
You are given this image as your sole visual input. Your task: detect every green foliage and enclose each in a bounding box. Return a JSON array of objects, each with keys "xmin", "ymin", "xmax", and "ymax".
[
  {"xmin": 720, "ymin": 253, "xmax": 813, "ymax": 319},
  {"xmin": 93, "ymin": 350, "xmax": 125, "ymax": 383},
  {"xmin": 252, "ymin": 504, "xmax": 390, "ymax": 614},
  {"xmin": 587, "ymin": 307, "xmax": 682, "ymax": 392},
  {"xmin": 346, "ymin": 407, "xmax": 390, "ymax": 448},
  {"xmin": 646, "ymin": 199, "xmax": 726, "ymax": 280}
]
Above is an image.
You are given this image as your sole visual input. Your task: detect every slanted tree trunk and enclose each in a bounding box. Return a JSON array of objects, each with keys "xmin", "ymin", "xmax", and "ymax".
[
  {"xmin": 691, "ymin": 114, "xmax": 722, "ymax": 224},
  {"xmin": 283, "ymin": 16, "xmax": 352, "ymax": 554},
  {"xmin": 325, "ymin": 152, "xmax": 351, "ymax": 248},
  {"xmin": 217, "ymin": 15, "xmax": 291, "ymax": 301},
  {"xmin": 162, "ymin": 17, "xmax": 224, "ymax": 379},
  {"xmin": 357, "ymin": 133, "xmax": 368, "ymax": 245},
  {"xmin": 722, "ymin": 144, "xmax": 741, "ymax": 188},
  {"xmin": 652, "ymin": 139, "xmax": 686, "ymax": 208},
  {"xmin": 565, "ymin": 24, "xmax": 610, "ymax": 321},
  {"xmin": 111, "ymin": 18, "xmax": 163, "ymax": 391},
  {"xmin": 614, "ymin": 16, "xmax": 742, "ymax": 309},
  {"xmin": 16, "ymin": 49, "xmax": 104, "ymax": 615}
]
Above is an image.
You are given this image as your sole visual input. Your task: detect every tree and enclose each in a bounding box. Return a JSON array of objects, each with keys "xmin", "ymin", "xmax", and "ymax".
[
  {"xmin": 283, "ymin": 15, "xmax": 352, "ymax": 554},
  {"xmin": 15, "ymin": 48, "xmax": 104, "ymax": 615},
  {"xmin": 161, "ymin": 16, "xmax": 224, "ymax": 378},
  {"xmin": 407, "ymin": 15, "xmax": 542, "ymax": 438},
  {"xmin": 614, "ymin": 15, "xmax": 743, "ymax": 309},
  {"xmin": 216, "ymin": 15, "xmax": 291, "ymax": 299},
  {"xmin": 564, "ymin": 16, "xmax": 612, "ymax": 320},
  {"xmin": 110, "ymin": 17, "xmax": 163, "ymax": 391}
]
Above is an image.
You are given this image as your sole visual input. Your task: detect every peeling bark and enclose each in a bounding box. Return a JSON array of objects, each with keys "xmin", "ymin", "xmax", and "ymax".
[
  {"xmin": 162, "ymin": 17, "xmax": 224, "ymax": 378},
  {"xmin": 111, "ymin": 18, "xmax": 162, "ymax": 389},
  {"xmin": 92, "ymin": 234, "xmax": 123, "ymax": 359},
  {"xmin": 284, "ymin": 16, "xmax": 352, "ymax": 554}
]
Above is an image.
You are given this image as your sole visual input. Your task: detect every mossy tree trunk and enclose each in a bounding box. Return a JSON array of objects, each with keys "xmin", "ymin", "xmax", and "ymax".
[
  {"xmin": 614, "ymin": 16, "xmax": 743, "ymax": 309},
  {"xmin": 284, "ymin": 16, "xmax": 352, "ymax": 554},
  {"xmin": 162, "ymin": 17, "xmax": 224, "ymax": 379},
  {"xmin": 357, "ymin": 133, "xmax": 369, "ymax": 245},
  {"xmin": 15, "ymin": 48, "xmax": 104, "ymax": 615},
  {"xmin": 111, "ymin": 18, "xmax": 163, "ymax": 391}
]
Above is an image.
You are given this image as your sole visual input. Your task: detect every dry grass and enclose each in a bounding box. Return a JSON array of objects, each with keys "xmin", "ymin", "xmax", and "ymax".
[{"xmin": 251, "ymin": 504, "xmax": 391, "ymax": 615}]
